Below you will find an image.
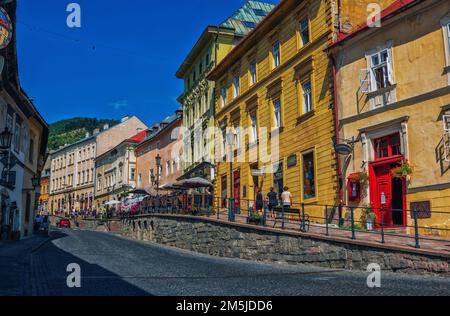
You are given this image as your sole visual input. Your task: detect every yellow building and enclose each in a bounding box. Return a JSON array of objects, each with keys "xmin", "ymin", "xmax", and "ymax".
[
  {"xmin": 329, "ymin": 0, "xmax": 450, "ymax": 235},
  {"xmin": 208, "ymin": 0, "xmax": 341, "ymax": 220},
  {"xmin": 176, "ymin": 1, "xmax": 275, "ymax": 182}
]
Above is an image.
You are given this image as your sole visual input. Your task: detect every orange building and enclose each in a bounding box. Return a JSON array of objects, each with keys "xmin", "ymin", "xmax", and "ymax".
[{"xmin": 135, "ymin": 111, "xmax": 183, "ymax": 194}]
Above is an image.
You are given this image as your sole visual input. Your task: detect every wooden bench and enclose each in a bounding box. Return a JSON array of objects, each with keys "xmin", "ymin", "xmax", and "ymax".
[{"xmin": 273, "ymin": 206, "xmax": 310, "ymax": 232}]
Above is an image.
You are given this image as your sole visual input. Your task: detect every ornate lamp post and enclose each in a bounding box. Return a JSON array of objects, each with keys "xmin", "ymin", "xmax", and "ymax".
[
  {"xmin": 0, "ymin": 127, "xmax": 13, "ymax": 151},
  {"xmin": 155, "ymin": 154, "xmax": 161, "ymax": 211},
  {"xmin": 226, "ymin": 129, "xmax": 236, "ymax": 222}
]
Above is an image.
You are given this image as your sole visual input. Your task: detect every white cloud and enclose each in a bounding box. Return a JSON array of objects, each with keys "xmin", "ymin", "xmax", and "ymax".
[{"xmin": 109, "ymin": 100, "xmax": 129, "ymax": 110}]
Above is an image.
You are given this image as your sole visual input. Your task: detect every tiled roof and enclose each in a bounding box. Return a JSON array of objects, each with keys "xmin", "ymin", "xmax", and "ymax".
[
  {"xmin": 127, "ymin": 129, "xmax": 148, "ymax": 143},
  {"xmin": 220, "ymin": 0, "xmax": 276, "ymax": 36}
]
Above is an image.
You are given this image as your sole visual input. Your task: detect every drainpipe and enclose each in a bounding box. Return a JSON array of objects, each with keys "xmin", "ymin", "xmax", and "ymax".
[{"xmin": 329, "ymin": 53, "xmax": 344, "ymax": 219}]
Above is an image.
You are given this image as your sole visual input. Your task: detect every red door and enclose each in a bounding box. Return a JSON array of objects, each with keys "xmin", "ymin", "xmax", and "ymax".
[
  {"xmin": 374, "ymin": 165, "xmax": 393, "ymax": 226},
  {"xmin": 233, "ymin": 170, "xmax": 240, "ymax": 209}
]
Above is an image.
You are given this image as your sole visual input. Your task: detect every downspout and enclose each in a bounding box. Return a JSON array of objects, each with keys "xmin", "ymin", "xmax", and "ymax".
[{"xmin": 329, "ymin": 53, "xmax": 344, "ymax": 217}]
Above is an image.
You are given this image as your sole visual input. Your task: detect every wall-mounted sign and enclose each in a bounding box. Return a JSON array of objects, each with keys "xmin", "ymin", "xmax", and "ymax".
[
  {"xmin": 410, "ymin": 201, "xmax": 431, "ymax": 219},
  {"xmin": 0, "ymin": 7, "xmax": 12, "ymax": 50},
  {"xmin": 287, "ymin": 154, "xmax": 297, "ymax": 168}
]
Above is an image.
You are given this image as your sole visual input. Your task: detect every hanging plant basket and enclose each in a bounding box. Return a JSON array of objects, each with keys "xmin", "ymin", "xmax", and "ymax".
[
  {"xmin": 391, "ymin": 160, "xmax": 414, "ymax": 179},
  {"xmin": 350, "ymin": 172, "xmax": 369, "ymax": 184}
]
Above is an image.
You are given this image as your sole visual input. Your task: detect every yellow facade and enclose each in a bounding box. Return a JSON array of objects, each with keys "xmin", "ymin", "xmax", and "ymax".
[
  {"xmin": 331, "ymin": 0, "xmax": 450, "ymax": 236},
  {"xmin": 209, "ymin": 0, "xmax": 340, "ymax": 220}
]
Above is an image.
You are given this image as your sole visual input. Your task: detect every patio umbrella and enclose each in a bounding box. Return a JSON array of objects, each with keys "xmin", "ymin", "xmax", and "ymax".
[
  {"xmin": 105, "ymin": 200, "xmax": 121, "ymax": 206},
  {"xmin": 176, "ymin": 177, "xmax": 213, "ymax": 188}
]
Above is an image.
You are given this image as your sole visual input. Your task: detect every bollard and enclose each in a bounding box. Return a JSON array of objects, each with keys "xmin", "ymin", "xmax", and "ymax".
[
  {"xmin": 350, "ymin": 207, "xmax": 356, "ymax": 240},
  {"xmin": 413, "ymin": 208, "xmax": 421, "ymax": 249}
]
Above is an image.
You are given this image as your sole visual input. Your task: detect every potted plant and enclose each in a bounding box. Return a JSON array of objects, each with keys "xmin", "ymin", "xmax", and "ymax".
[
  {"xmin": 364, "ymin": 205, "xmax": 376, "ymax": 231},
  {"xmin": 350, "ymin": 172, "xmax": 369, "ymax": 184},
  {"xmin": 247, "ymin": 212, "xmax": 262, "ymax": 225},
  {"xmin": 391, "ymin": 160, "xmax": 413, "ymax": 179}
]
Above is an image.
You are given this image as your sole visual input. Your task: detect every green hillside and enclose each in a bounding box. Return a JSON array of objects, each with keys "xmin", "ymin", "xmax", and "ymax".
[{"xmin": 48, "ymin": 118, "xmax": 120, "ymax": 150}]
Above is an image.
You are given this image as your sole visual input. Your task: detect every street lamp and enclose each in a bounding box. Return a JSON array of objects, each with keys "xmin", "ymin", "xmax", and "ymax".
[
  {"xmin": 226, "ymin": 129, "xmax": 236, "ymax": 222},
  {"xmin": 0, "ymin": 127, "xmax": 13, "ymax": 151},
  {"xmin": 155, "ymin": 154, "xmax": 161, "ymax": 211}
]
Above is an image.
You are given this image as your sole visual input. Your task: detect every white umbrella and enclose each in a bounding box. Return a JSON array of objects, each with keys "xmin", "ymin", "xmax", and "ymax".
[
  {"xmin": 105, "ymin": 200, "xmax": 121, "ymax": 206},
  {"xmin": 176, "ymin": 177, "xmax": 213, "ymax": 188}
]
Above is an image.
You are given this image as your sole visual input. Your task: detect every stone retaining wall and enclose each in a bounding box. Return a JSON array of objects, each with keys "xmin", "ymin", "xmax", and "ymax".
[{"xmin": 121, "ymin": 215, "xmax": 449, "ymax": 276}]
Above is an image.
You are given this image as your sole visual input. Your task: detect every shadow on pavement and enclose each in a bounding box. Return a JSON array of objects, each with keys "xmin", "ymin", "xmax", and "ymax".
[{"xmin": 31, "ymin": 230, "xmax": 152, "ymax": 296}]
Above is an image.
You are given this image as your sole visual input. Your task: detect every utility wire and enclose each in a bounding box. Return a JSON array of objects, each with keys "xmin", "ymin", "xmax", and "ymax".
[{"xmin": 16, "ymin": 20, "xmax": 158, "ymax": 65}]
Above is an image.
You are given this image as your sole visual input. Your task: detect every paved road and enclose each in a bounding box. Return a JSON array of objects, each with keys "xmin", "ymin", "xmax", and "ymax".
[{"xmin": 20, "ymin": 229, "xmax": 450, "ymax": 296}]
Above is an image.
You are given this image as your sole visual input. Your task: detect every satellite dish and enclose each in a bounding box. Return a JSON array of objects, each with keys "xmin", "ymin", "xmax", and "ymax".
[{"xmin": 334, "ymin": 143, "xmax": 353, "ymax": 156}]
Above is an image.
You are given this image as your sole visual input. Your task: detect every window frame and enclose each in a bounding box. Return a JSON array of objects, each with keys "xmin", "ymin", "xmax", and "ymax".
[
  {"xmin": 273, "ymin": 98, "xmax": 282, "ymax": 129},
  {"xmin": 299, "ymin": 17, "xmax": 310, "ymax": 47},
  {"xmin": 272, "ymin": 41, "xmax": 281, "ymax": 69},
  {"xmin": 367, "ymin": 46, "xmax": 394, "ymax": 92},
  {"xmin": 250, "ymin": 61, "xmax": 257, "ymax": 86},
  {"xmin": 221, "ymin": 86, "xmax": 227, "ymax": 108},
  {"xmin": 233, "ymin": 76, "xmax": 240, "ymax": 98},
  {"xmin": 301, "ymin": 149, "xmax": 318, "ymax": 202}
]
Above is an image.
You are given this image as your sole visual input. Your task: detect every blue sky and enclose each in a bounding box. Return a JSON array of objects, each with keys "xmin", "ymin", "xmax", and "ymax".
[{"xmin": 16, "ymin": 0, "xmax": 279, "ymax": 126}]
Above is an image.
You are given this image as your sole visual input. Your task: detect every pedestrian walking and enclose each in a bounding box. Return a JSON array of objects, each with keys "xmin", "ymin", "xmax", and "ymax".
[
  {"xmin": 267, "ymin": 187, "xmax": 278, "ymax": 219},
  {"xmin": 255, "ymin": 189, "xmax": 264, "ymax": 213},
  {"xmin": 281, "ymin": 186, "xmax": 292, "ymax": 208}
]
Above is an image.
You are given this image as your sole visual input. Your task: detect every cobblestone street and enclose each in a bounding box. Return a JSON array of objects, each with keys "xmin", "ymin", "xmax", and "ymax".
[{"xmin": 1, "ymin": 229, "xmax": 449, "ymax": 296}]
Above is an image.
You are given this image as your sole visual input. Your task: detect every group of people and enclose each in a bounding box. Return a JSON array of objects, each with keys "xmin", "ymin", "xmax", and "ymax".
[
  {"xmin": 255, "ymin": 186, "xmax": 292, "ymax": 218},
  {"xmin": 34, "ymin": 214, "xmax": 49, "ymax": 235}
]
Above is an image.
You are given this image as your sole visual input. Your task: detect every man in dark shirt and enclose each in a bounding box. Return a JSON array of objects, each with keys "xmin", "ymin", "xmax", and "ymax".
[{"xmin": 267, "ymin": 187, "xmax": 278, "ymax": 219}]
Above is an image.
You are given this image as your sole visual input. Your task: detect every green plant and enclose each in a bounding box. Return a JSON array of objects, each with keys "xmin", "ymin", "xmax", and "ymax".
[
  {"xmin": 248, "ymin": 212, "xmax": 262, "ymax": 222},
  {"xmin": 391, "ymin": 160, "xmax": 414, "ymax": 179},
  {"xmin": 350, "ymin": 172, "xmax": 369, "ymax": 183}
]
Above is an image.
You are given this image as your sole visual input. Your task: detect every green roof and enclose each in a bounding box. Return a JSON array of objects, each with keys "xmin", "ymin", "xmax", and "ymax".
[{"xmin": 220, "ymin": 0, "xmax": 276, "ymax": 36}]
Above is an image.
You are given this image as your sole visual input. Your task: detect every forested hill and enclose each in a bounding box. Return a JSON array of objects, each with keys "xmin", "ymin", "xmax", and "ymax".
[{"xmin": 48, "ymin": 117, "xmax": 119, "ymax": 150}]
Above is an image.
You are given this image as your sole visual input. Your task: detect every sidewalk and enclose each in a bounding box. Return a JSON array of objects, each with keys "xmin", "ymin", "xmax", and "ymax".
[{"xmin": 0, "ymin": 234, "xmax": 50, "ymax": 296}]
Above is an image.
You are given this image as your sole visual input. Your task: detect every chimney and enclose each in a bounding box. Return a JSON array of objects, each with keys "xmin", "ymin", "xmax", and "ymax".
[
  {"xmin": 85, "ymin": 131, "xmax": 90, "ymax": 138},
  {"xmin": 121, "ymin": 115, "xmax": 129, "ymax": 123},
  {"xmin": 103, "ymin": 124, "xmax": 109, "ymax": 131},
  {"xmin": 93, "ymin": 128, "xmax": 100, "ymax": 135}
]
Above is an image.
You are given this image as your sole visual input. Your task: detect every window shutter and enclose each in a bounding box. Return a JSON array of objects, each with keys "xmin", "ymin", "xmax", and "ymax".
[
  {"xmin": 387, "ymin": 50, "xmax": 394, "ymax": 85},
  {"xmin": 359, "ymin": 69, "xmax": 372, "ymax": 93}
]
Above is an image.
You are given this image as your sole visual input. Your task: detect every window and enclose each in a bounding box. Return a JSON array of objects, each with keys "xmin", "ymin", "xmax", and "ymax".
[
  {"xmin": 233, "ymin": 76, "xmax": 240, "ymax": 98},
  {"xmin": 302, "ymin": 151, "xmax": 316, "ymax": 200},
  {"xmin": 138, "ymin": 174, "xmax": 142, "ymax": 186},
  {"xmin": 13, "ymin": 122, "xmax": 20, "ymax": 153},
  {"xmin": 272, "ymin": 42, "xmax": 280, "ymax": 68},
  {"xmin": 166, "ymin": 161, "xmax": 170, "ymax": 176},
  {"xmin": 250, "ymin": 62, "xmax": 257, "ymax": 85},
  {"xmin": 221, "ymin": 86, "xmax": 227, "ymax": 107},
  {"xmin": 369, "ymin": 49, "xmax": 393, "ymax": 91},
  {"xmin": 374, "ymin": 133, "xmax": 401, "ymax": 160},
  {"xmin": 254, "ymin": 9, "xmax": 267, "ymax": 16},
  {"xmin": 172, "ymin": 160, "xmax": 175, "ymax": 173},
  {"xmin": 234, "ymin": 126, "xmax": 240, "ymax": 150},
  {"xmin": 199, "ymin": 63, "xmax": 203, "ymax": 75},
  {"xmin": 130, "ymin": 168, "xmax": 136, "ymax": 181},
  {"xmin": 299, "ymin": 18, "xmax": 310, "ymax": 46},
  {"xmin": 273, "ymin": 99, "xmax": 282, "ymax": 129},
  {"xmin": 243, "ymin": 21, "xmax": 257, "ymax": 28},
  {"xmin": 302, "ymin": 80, "xmax": 312, "ymax": 114},
  {"xmin": 250, "ymin": 112, "xmax": 258, "ymax": 144},
  {"xmin": 29, "ymin": 138, "xmax": 34, "ymax": 163}
]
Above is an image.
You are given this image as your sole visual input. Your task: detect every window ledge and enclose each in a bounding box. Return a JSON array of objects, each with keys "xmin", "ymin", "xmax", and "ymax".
[
  {"xmin": 296, "ymin": 110, "xmax": 315, "ymax": 125},
  {"xmin": 367, "ymin": 84, "xmax": 397, "ymax": 99}
]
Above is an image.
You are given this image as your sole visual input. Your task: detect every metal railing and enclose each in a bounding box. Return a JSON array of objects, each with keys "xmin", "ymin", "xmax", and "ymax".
[{"xmin": 123, "ymin": 195, "xmax": 450, "ymax": 251}]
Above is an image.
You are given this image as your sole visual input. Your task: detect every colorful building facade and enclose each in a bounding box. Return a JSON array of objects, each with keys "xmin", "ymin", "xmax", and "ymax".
[
  {"xmin": 135, "ymin": 111, "xmax": 183, "ymax": 194},
  {"xmin": 94, "ymin": 129, "xmax": 147, "ymax": 211},
  {"xmin": 330, "ymin": 0, "xmax": 450, "ymax": 235},
  {"xmin": 176, "ymin": 1, "xmax": 275, "ymax": 183}
]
